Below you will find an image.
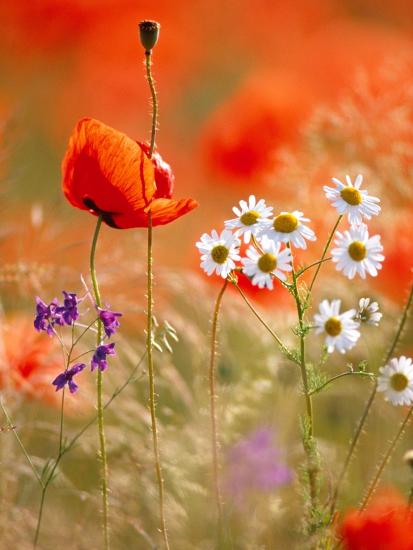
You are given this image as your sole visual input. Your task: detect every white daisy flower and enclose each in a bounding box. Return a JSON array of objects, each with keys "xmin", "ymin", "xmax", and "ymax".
[
  {"xmin": 225, "ymin": 195, "xmax": 273, "ymax": 243},
  {"xmin": 331, "ymin": 224, "xmax": 384, "ymax": 280},
  {"xmin": 378, "ymin": 356, "xmax": 413, "ymax": 406},
  {"xmin": 357, "ymin": 297, "xmax": 382, "ymax": 326},
  {"xmin": 314, "ymin": 299, "xmax": 360, "ymax": 354},
  {"xmin": 241, "ymin": 237, "xmax": 292, "ymax": 290},
  {"xmin": 323, "ymin": 174, "xmax": 381, "ymax": 225},
  {"xmin": 261, "ymin": 211, "xmax": 316, "ymax": 250},
  {"xmin": 196, "ymin": 229, "xmax": 240, "ymax": 279}
]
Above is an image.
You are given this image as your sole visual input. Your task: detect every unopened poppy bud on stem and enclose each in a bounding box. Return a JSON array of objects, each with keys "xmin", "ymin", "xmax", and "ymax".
[{"xmin": 139, "ymin": 20, "xmax": 160, "ymax": 52}]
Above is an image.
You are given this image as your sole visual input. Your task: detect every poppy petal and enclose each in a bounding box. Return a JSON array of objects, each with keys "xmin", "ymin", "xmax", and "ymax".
[
  {"xmin": 111, "ymin": 197, "xmax": 197, "ymax": 228},
  {"xmin": 62, "ymin": 118, "xmax": 156, "ymax": 224}
]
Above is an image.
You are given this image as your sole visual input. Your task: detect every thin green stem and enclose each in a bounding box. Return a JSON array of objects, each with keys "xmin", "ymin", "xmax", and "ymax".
[
  {"xmin": 33, "ymin": 352, "xmax": 146, "ymax": 547},
  {"xmin": 232, "ymin": 282, "xmax": 296, "ymax": 363},
  {"xmin": 306, "ymin": 215, "xmax": 342, "ymax": 301},
  {"xmin": 0, "ymin": 398, "xmax": 44, "ymax": 488},
  {"xmin": 90, "ymin": 215, "xmax": 110, "ymax": 550},
  {"xmin": 146, "ymin": 213, "xmax": 170, "ymax": 550},
  {"xmin": 290, "ymin": 248, "xmax": 319, "ymax": 520},
  {"xmin": 328, "ymin": 378, "xmax": 377, "ymax": 520},
  {"xmin": 309, "ymin": 371, "xmax": 375, "ymax": 396},
  {"xmin": 144, "ymin": 39, "xmax": 169, "ymax": 550},
  {"xmin": 209, "ymin": 278, "xmax": 228, "ymax": 535},
  {"xmin": 360, "ymin": 407, "xmax": 413, "ymax": 510},
  {"xmin": 297, "ymin": 257, "xmax": 332, "ymax": 278},
  {"xmin": 329, "ymin": 280, "xmax": 413, "ymax": 519}
]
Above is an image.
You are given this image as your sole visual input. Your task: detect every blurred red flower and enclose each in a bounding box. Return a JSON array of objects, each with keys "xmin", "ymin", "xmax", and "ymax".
[
  {"xmin": 199, "ymin": 71, "xmax": 315, "ymax": 184},
  {"xmin": 375, "ymin": 212, "xmax": 413, "ymax": 304},
  {"xmin": 0, "ymin": 317, "xmax": 65, "ymax": 406},
  {"xmin": 340, "ymin": 490, "xmax": 413, "ymax": 550},
  {"xmin": 62, "ymin": 117, "xmax": 197, "ymax": 228}
]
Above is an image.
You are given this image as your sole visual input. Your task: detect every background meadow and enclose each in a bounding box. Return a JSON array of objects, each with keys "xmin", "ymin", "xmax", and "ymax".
[{"xmin": 1, "ymin": 1, "xmax": 413, "ymax": 548}]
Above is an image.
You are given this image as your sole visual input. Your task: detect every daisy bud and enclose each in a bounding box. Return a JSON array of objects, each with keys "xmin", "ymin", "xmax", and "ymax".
[
  {"xmin": 404, "ymin": 450, "xmax": 413, "ymax": 469},
  {"xmin": 139, "ymin": 20, "xmax": 160, "ymax": 52}
]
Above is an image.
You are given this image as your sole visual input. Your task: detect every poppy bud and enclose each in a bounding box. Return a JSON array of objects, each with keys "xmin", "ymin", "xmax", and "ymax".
[
  {"xmin": 404, "ymin": 450, "xmax": 413, "ymax": 469},
  {"xmin": 138, "ymin": 20, "xmax": 160, "ymax": 52}
]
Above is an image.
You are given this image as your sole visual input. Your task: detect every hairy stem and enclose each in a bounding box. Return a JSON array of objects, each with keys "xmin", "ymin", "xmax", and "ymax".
[
  {"xmin": 146, "ymin": 213, "xmax": 169, "ymax": 549},
  {"xmin": 209, "ymin": 278, "xmax": 228, "ymax": 534},
  {"xmin": 290, "ymin": 258, "xmax": 319, "ymax": 517},
  {"xmin": 144, "ymin": 45, "xmax": 170, "ymax": 550},
  {"xmin": 309, "ymin": 371, "xmax": 374, "ymax": 396},
  {"xmin": 145, "ymin": 51, "xmax": 158, "ymax": 157},
  {"xmin": 330, "ymin": 280, "xmax": 413, "ymax": 519},
  {"xmin": 306, "ymin": 215, "xmax": 342, "ymax": 301},
  {"xmin": 90, "ymin": 215, "xmax": 110, "ymax": 550},
  {"xmin": 360, "ymin": 407, "xmax": 413, "ymax": 511},
  {"xmin": 232, "ymin": 282, "xmax": 296, "ymax": 363}
]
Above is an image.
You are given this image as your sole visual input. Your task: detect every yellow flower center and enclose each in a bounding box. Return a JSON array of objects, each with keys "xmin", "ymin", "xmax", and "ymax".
[
  {"xmin": 348, "ymin": 241, "xmax": 367, "ymax": 262},
  {"xmin": 211, "ymin": 245, "xmax": 229, "ymax": 264},
  {"xmin": 240, "ymin": 210, "xmax": 260, "ymax": 226},
  {"xmin": 324, "ymin": 317, "xmax": 342, "ymax": 337},
  {"xmin": 258, "ymin": 253, "xmax": 277, "ymax": 273},
  {"xmin": 390, "ymin": 372, "xmax": 409, "ymax": 392},
  {"xmin": 340, "ymin": 187, "xmax": 362, "ymax": 206},
  {"xmin": 273, "ymin": 213, "xmax": 299, "ymax": 233}
]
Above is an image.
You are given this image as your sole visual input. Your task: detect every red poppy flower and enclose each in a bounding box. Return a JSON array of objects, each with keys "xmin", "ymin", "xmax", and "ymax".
[
  {"xmin": 339, "ymin": 489, "xmax": 413, "ymax": 550},
  {"xmin": 62, "ymin": 117, "xmax": 197, "ymax": 228}
]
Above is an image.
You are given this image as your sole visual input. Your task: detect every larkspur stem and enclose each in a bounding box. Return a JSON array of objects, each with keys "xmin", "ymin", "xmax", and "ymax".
[
  {"xmin": 209, "ymin": 278, "xmax": 228, "ymax": 535},
  {"xmin": 90, "ymin": 214, "xmax": 110, "ymax": 550},
  {"xmin": 144, "ymin": 47, "xmax": 170, "ymax": 550}
]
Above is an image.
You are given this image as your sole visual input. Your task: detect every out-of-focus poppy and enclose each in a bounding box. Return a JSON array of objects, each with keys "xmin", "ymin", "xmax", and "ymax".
[
  {"xmin": 199, "ymin": 71, "xmax": 315, "ymax": 184},
  {"xmin": 339, "ymin": 489, "xmax": 413, "ymax": 550},
  {"xmin": 375, "ymin": 212, "xmax": 413, "ymax": 304},
  {"xmin": 0, "ymin": 317, "xmax": 80, "ymax": 409},
  {"xmin": 62, "ymin": 117, "xmax": 197, "ymax": 228}
]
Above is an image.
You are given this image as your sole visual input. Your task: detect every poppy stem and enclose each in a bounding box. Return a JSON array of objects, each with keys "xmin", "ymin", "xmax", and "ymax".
[
  {"xmin": 146, "ymin": 212, "xmax": 170, "ymax": 549},
  {"xmin": 90, "ymin": 214, "xmax": 110, "ymax": 550},
  {"xmin": 145, "ymin": 50, "xmax": 158, "ymax": 157},
  {"xmin": 208, "ymin": 278, "xmax": 228, "ymax": 539}
]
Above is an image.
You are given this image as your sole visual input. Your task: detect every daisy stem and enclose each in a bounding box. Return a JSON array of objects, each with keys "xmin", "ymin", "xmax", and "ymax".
[
  {"xmin": 328, "ymin": 378, "xmax": 377, "ymax": 521},
  {"xmin": 360, "ymin": 407, "xmax": 413, "ymax": 511},
  {"xmin": 90, "ymin": 214, "xmax": 110, "ymax": 550},
  {"xmin": 232, "ymin": 281, "xmax": 296, "ymax": 363},
  {"xmin": 329, "ymin": 280, "xmax": 413, "ymax": 519},
  {"xmin": 308, "ymin": 370, "xmax": 375, "ymax": 396},
  {"xmin": 208, "ymin": 278, "xmax": 228, "ymax": 537},
  {"xmin": 305, "ymin": 215, "xmax": 342, "ymax": 302},
  {"xmin": 289, "ymin": 249, "xmax": 319, "ymax": 524}
]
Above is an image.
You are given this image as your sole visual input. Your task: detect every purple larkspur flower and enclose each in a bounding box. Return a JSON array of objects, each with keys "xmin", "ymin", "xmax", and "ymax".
[
  {"xmin": 61, "ymin": 291, "xmax": 80, "ymax": 325},
  {"xmin": 34, "ymin": 296, "xmax": 64, "ymax": 336},
  {"xmin": 52, "ymin": 363, "xmax": 86, "ymax": 394},
  {"xmin": 91, "ymin": 343, "xmax": 116, "ymax": 372},
  {"xmin": 223, "ymin": 427, "xmax": 292, "ymax": 506},
  {"xmin": 98, "ymin": 307, "xmax": 122, "ymax": 338}
]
